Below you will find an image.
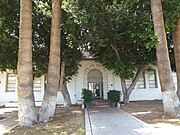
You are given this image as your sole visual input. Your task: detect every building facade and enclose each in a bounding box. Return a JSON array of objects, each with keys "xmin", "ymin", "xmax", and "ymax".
[{"xmin": 0, "ymin": 60, "xmax": 177, "ymax": 106}]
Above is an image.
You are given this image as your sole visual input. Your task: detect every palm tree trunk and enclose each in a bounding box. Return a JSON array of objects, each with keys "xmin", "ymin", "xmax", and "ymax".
[
  {"xmin": 151, "ymin": 0, "xmax": 180, "ymax": 117},
  {"xmin": 39, "ymin": 0, "xmax": 61, "ymax": 123},
  {"xmin": 17, "ymin": 0, "xmax": 37, "ymax": 126},
  {"xmin": 173, "ymin": 18, "xmax": 180, "ymax": 100},
  {"xmin": 60, "ymin": 62, "xmax": 71, "ymax": 107}
]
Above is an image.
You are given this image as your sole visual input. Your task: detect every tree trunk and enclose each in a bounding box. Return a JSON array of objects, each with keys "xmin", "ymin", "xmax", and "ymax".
[
  {"xmin": 59, "ymin": 62, "xmax": 71, "ymax": 107},
  {"xmin": 121, "ymin": 68, "xmax": 143, "ymax": 104},
  {"xmin": 17, "ymin": 0, "xmax": 37, "ymax": 126},
  {"xmin": 39, "ymin": 0, "xmax": 61, "ymax": 123},
  {"xmin": 60, "ymin": 62, "xmax": 71, "ymax": 107},
  {"xmin": 121, "ymin": 79, "xmax": 130, "ymax": 104},
  {"xmin": 151, "ymin": 0, "xmax": 180, "ymax": 117},
  {"xmin": 60, "ymin": 83, "xmax": 72, "ymax": 107},
  {"xmin": 173, "ymin": 18, "xmax": 180, "ymax": 100}
]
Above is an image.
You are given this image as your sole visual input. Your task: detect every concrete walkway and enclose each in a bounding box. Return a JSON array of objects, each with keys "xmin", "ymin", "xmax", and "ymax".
[
  {"xmin": 0, "ymin": 107, "xmax": 18, "ymax": 135},
  {"xmin": 0, "ymin": 115, "xmax": 18, "ymax": 135},
  {"xmin": 85, "ymin": 107, "xmax": 157, "ymax": 135}
]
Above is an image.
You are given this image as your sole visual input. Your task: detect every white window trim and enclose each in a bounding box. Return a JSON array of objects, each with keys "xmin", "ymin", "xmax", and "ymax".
[
  {"xmin": 33, "ymin": 77, "xmax": 42, "ymax": 92},
  {"xmin": 6, "ymin": 73, "xmax": 17, "ymax": 92}
]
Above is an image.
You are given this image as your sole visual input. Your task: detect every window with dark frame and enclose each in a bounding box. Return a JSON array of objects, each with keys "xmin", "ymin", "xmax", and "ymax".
[
  {"xmin": 125, "ymin": 79, "xmax": 132, "ymax": 88},
  {"xmin": 148, "ymin": 70, "xmax": 158, "ymax": 88},
  {"xmin": 137, "ymin": 74, "xmax": 146, "ymax": 89}
]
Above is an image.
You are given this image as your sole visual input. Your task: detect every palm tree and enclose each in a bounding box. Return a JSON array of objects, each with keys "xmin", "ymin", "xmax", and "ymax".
[
  {"xmin": 151, "ymin": 0, "xmax": 180, "ymax": 117},
  {"xmin": 38, "ymin": 0, "xmax": 61, "ymax": 122},
  {"xmin": 17, "ymin": 0, "xmax": 37, "ymax": 126},
  {"xmin": 173, "ymin": 18, "xmax": 180, "ymax": 100}
]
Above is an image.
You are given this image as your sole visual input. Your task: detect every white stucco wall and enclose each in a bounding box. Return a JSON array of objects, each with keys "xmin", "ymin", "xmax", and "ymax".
[
  {"xmin": 0, "ymin": 72, "xmax": 18, "ymax": 102},
  {"xmin": 0, "ymin": 60, "xmax": 178, "ymax": 105},
  {"xmin": 65, "ymin": 60, "xmax": 164, "ymax": 102},
  {"xmin": 128, "ymin": 66, "xmax": 162, "ymax": 101},
  {"xmin": 0, "ymin": 71, "xmax": 45, "ymax": 103}
]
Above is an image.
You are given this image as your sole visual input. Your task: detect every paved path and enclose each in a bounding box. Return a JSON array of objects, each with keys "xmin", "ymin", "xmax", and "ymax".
[
  {"xmin": 0, "ymin": 115, "xmax": 18, "ymax": 135},
  {"xmin": 85, "ymin": 107, "xmax": 157, "ymax": 135},
  {"xmin": 0, "ymin": 108, "xmax": 18, "ymax": 135}
]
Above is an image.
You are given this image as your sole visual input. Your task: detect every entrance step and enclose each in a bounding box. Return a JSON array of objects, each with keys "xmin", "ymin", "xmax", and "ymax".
[{"xmin": 92, "ymin": 99, "xmax": 110, "ymax": 108}]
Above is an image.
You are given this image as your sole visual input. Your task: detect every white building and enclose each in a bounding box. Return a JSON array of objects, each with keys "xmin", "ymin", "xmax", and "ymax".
[{"xmin": 0, "ymin": 59, "xmax": 177, "ymax": 106}]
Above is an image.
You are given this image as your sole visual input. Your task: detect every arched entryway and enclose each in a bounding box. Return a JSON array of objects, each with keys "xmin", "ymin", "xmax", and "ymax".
[
  {"xmin": 82, "ymin": 63, "xmax": 108, "ymax": 99},
  {"xmin": 87, "ymin": 69, "xmax": 103, "ymax": 99}
]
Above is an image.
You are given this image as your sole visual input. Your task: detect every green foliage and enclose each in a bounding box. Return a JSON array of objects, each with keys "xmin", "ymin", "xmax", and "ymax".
[
  {"xmin": 0, "ymin": 0, "xmax": 19, "ymax": 71},
  {"xmin": 162, "ymin": 0, "xmax": 180, "ymax": 31},
  {"xmin": 166, "ymin": 32, "xmax": 176, "ymax": 71},
  {"xmin": 81, "ymin": 89, "xmax": 93, "ymax": 104},
  {"xmin": 32, "ymin": 0, "xmax": 51, "ymax": 77},
  {"xmin": 108, "ymin": 90, "xmax": 121, "ymax": 103},
  {"xmin": 32, "ymin": 1, "xmax": 82, "ymax": 79},
  {"xmin": 0, "ymin": 0, "xmax": 178, "ymax": 80},
  {"xmin": 68, "ymin": 0, "xmax": 157, "ymax": 79},
  {"xmin": 61, "ymin": 9, "xmax": 82, "ymax": 81},
  {"xmin": 0, "ymin": 0, "xmax": 82, "ymax": 81}
]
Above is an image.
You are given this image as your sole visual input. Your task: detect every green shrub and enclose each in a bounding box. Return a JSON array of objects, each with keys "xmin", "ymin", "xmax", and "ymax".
[
  {"xmin": 82, "ymin": 88, "xmax": 93, "ymax": 104},
  {"xmin": 108, "ymin": 90, "xmax": 121, "ymax": 103}
]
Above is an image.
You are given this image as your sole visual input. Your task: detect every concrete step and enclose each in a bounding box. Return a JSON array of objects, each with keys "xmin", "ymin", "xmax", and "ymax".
[{"xmin": 91, "ymin": 99, "xmax": 110, "ymax": 107}]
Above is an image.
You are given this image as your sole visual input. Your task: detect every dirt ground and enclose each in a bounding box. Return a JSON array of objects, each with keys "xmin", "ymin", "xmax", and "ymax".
[
  {"xmin": 121, "ymin": 100, "xmax": 180, "ymax": 127},
  {"xmin": 3, "ymin": 100, "xmax": 180, "ymax": 134},
  {"xmin": 5, "ymin": 105, "xmax": 85, "ymax": 135}
]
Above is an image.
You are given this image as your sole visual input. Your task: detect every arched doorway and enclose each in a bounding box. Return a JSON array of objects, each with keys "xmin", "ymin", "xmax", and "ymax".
[{"xmin": 87, "ymin": 69, "xmax": 103, "ymax": 99}]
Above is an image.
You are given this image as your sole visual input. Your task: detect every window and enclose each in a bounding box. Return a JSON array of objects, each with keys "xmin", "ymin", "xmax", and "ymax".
[
  {"xmin": 137, "ymin": 74, "xmax": 146, "ymax": 89},
  {"xmin": 6, "ymin": 73, "xmax": 16, "ymax": 92},
  {"xmin": 148, "ymin": 70, "xmax": 157, "ymax": 88},
  {"xmin": 125, "ymin": 79, "xmax": 132, "ymax": 88},
  {"xmin": 33, "ymin": 78, "xmax": 41, "ymax": 92}
]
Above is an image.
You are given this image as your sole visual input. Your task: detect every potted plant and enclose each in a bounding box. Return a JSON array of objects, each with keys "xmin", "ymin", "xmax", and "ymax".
[
  {"xmin": 108, "ymin": 90, "xmax": 121, "ymax": 107},
  {"xmin": 82, "ymin": 88, "xmax": 93, "ymax": 108}
]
